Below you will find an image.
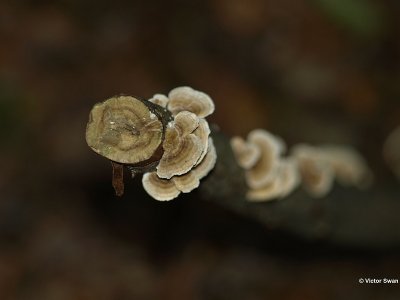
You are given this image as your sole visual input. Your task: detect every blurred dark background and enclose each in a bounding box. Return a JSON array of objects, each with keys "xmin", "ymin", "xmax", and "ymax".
[{"xmin": 1, "ymin": 0, "xmax": 399, "ymax": 299}]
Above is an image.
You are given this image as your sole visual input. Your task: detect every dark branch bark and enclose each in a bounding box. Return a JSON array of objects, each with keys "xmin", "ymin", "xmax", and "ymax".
[
  {"xmin": 199, "ymin": 129, "xmax": 400, "ymax": 249},
  {"xmin": 111, "ymin": 162, "xmax": 124, "ymax": 197}
]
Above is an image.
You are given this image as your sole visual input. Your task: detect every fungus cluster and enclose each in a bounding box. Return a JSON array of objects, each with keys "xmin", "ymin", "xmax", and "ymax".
[
  {"xmin": 231, "ymin": 129, "xmax": 300, "ymax": 201},
  {"xmin": 143, "ymin": 87, "xmax": 217, "ymax": 201},
  {"xmin": 231, "ymin": 129, "xmax": 372, "ymax": 202},
  {"xmin": 86, "ymin": 89, "xmax": 372, "ymax": 203},
  {"xmin": 293, "ymin": 144, "xmax": 372, "ymax": 197},
  {"xmin": 85, "ymin": 87, "xmax": 216, "ymax": 200}
]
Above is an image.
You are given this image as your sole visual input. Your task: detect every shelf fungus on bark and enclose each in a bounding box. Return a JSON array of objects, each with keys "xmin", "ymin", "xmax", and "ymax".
[
  {"xmin": 85, "ymin": 95, "xmax": 172, "ymax": 196},
  {"xmin": 279, "ymin": 158, "xmax": 301, "ymax": 198},
  {"xmin": 230, "ymin": 136, "xmax": 261, "ymax": 169},
  {"xmin": 193, "ymin": 118, "xmax": 211, "ymax": 166},
  {"xmin": 156, "ymin": 111, "xmax": 204, "ymax": 179},
  {"xmin": 86, "ymin": 87, "xmax": 216, "ymax": 199},
  {"xmin": 247, "ymin": 158, "xmax": 300, "ymax": 202},
  {"xmin": 292, "ymin": 144, "xmax": 373, "ymax": 197},
  {"xmin": 292, "ymin": 144, "xmax": 334, "ymax": 198},
  {"xmin": 143, "ymin": 137, "xmax": 217, "ymax": 200},
  {"xmin": 142, "ymin": 172, "xmax": 181, "ymax": 201},
  {"xmin": 167, "ymin": 86, "xmax": 215, "ymax": 118},
  {"xmin": 233, "ymin": 128, "xmax": 373, "ymax": 202},
  {"xmin": 192, "ymin": 137, "xmax": 217, "ymax": 179},
  {"xmin": 148, "ymin": 94, "xmax": 169, "ymax": 108},
  {"xmin": 172, "ymin": 137, "xmax": 217, "ymax": 193},
  {"xmin": 319, "ymin": 145, "xmax": 373, "ymax": 188},
  {"xmin": 231, "ymin": 129, "xmax": 301, "ymax": 202},
  {"xmin": 143, "ymin": 89, "xmax": 216, "ymax": 200},
  {"xmin": 244, "ymin": 129, "xmax": 285, "ymax": 189}
]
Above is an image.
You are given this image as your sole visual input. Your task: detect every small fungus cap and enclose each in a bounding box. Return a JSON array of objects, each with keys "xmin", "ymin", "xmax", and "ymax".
[
  {"xmin": 142, "ymin": 172, "xmax": 181, "ymax": 201},
  {"xmin": 171, "ymin": 137, "xmax": 217, "ymax": 194},
  {"xmin": 246, "ymin": 176, "xmax": 283, "ymax": 202},
  {"xmin": 245, "ymin": 129, "xmax": 284, "ymax": 189},
  {"xmin": 174, "ymin": 111, "xmax": 200, "ymax": 136},
  {"xmin": 168, "ymin": 86, "xmax": 215, "ymax": 118},
  {"xmin": 230, "ymin": 136, "xmax": 261, "ymax": 169},
  {"xmin": 320, "ymin": 145, "xmax": 372, "ymax": 188},
  {"xmin": 278, "ymin": 158, "xmax": 301, "ymax": 198},
  {"xmin": 192, "ymin": 137, "xmax": 217, "ymax": 180},
  {"xmin": 193, "ymin": 118, "xmax": 211, "ymax": 166},
  {"xmin": 246, "ymin": 158, "xmax": 300, "ymax": 202},
  {"xmin": 172, "ymin": 171, "xmax": 200, "ymax": 193},
  {"xmin": 292, "ymin": 144, "xmax": 334, "ymax": 198},
  {"xmin": 157, "ymin": 112, "xmax": 204, "ymax": 179},
  {"xmin": 86, "ymin": 96, "xmax": 163, "ymax": 164},
  {"xmin": 148, "ymin": 94, "xmax": 169, "ymax": 108}
]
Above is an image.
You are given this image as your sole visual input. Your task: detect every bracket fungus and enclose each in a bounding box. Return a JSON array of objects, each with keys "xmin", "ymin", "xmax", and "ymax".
[
  {"xmin": 244, "ymin": 129, "xmax": 285, "ymax": 189},
  {"xmin": 231, "ymin": 129, "xmax": 302, "ymax": 202},
  {"xmin": 142, "ymin": 172, "xmax": 181, "ymax": 201},
  {"xmin": 86, "ymin": 88, "xmax": 371, "ymax": 204},
  {"xmin": 85, "ymin": 87, "xmax": 216, "ymax": 200},
  {"xmin": 86, "ymin": 87, "xmax": 372, "ymax": 202},
  {"xmin": 172, "ymin": 137, "xmax": 217, "ymax": 192},
  {"xmin": 173, "ymin": 111, "xmax": 200, "ymax": 135},
  {"xmin": 230, "ymin": 136, "xmax": 261, "ymax": 169},
  {"xmin": 143, "ymin": 89, "xmax": 216, "ymax": 200},
  {"xmin": 279, "ymin": 158, "xmax": 301, "ymax": 198},
  {"xmin": 292, "ymin": 144, "xmax": 373, "ymax": 197},
  {"xmin": 319, "ymin": 145, "xmax": 373, "ymax": 188},
  {"xmin": 192, "ymin": 137, "xmax": 217, "ymax": 180},
  {"xmin": 156, "ymin": 111, "xmax": 204, "ymax": 179},
  {"xmin": 231, "ymin": 129, "xmax": 300, "ymax": 202},
  {"xmin": 247, "ymin": 158, "xmax": 300, "ymax": 202},
  {"xmin": 148, "ymin": 93, "xmax": 169, "ymax": 108},
  {"xmin": 168, "ymin": 86, "xmax": 215, "ymax": 118},
  {"xmin": 143, "ymin": 132, "xmax": 217, "ymax": 200},
  {"xmin": 193, "ymin": 118, "xmax": 211, "ymax": 165},
  {"xmin": 231, "ymin": 129, "xmax": 371, "ymax": 202},
  {"xmin": 172, "ymin": 171, "xmax": 200, "ymax": 193},
  {"xmin": 292, "ymin": 144, "xmax": 334, "ymax": 198}
]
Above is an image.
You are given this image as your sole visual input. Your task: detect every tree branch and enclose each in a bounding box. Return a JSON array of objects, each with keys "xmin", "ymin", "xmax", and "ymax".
[{"xmin": 199, "ymin": 129, "xmax": 400, "ymax": 249}]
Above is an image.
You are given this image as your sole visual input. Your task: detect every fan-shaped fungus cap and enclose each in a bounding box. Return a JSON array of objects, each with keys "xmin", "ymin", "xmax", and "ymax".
[
  {"xmin": 173, "ymin": 111, "xmax": 200, "ymax": 136},
  {"xmin": 86, "ymin": 96, "xmax": 163, "ymax": 164},
  {"xmin": 172, "ymin": 171, "xmax": 200, "ymax": 193},
  {"xmin": 148, "ymin": 94, "xmax": 169, "ymax": 108},
  {"xmin": 230, "ymin": 136, "xmax": 261, "ymax": 169},
  {"xmin": 320, "ymin": 145, "xmax": 373, "ymax": 188},
  {"xmin": 278, "ymin": 158, "xmax": 301, "ymax": 198},
  {"xmin": 142, "ymin": 172, "xmax": 181, "ymax": 201},
  {"xmin": 171, "ymin": 137, "xmax": 217, "ymax": 193},
  {"xmin": 245, "ymin": 129, "xmax": 285, "ymax": 189},
  {"xmin": 193, "ymin": 118, "xmax": 211, "ymax": 166},
  {"xmin": 383, "ymin": 126, "xmax": 400, "ymax": 180},
  {"xmin": 246, "ymin": 175, "xmax": 283, "ymax": 202},
  {"xmin": 292, "ymin": 144, "xmax": 334, "ymax": 198},
  {"xmin": 156, "ymin": 112, "xmax": 204, "ymax": 179},
  {"xmin": 247, "ymin": 158, "xmax": 300, "ymax": 202},
  {"xmin": 192, "ymin": 137, "xmax": 217, "ymax": 180},
  {"xmin": 157, "ymin": 130, "xmax": 203, "ymax": 179},
  {"xmin": 168, "ymin": 86, "xmax": 215, "ymax": 118}
]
